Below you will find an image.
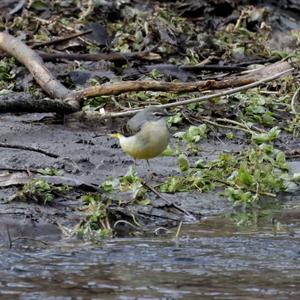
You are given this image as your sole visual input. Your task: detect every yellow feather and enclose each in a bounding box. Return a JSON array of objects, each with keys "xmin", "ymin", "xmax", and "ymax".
[{"xmin": 110, "ymin": 119, "xmax": 169, "ymax": 160}]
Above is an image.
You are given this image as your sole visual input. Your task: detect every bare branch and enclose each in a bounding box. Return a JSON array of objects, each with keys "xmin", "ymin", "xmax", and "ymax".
[
  {"xmin": 0, "ymin": 32, "xmax": 73, "ymax": 102},
  {"xmin": 72, "ymin": 66, "xmax": 293, "ymax": 121},
  {"xmin": 68, "ymin": 61, "xmax": 291, "ymax": 108},
  {"xmin": 0, "ymin": 93, "xmax": 76, "ymax": 113}
]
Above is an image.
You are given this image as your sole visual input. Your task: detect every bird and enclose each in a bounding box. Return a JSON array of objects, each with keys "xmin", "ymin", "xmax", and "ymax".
[{"xmin": 111, "ymin": 107, "xmax": 172, "ymax": 171}]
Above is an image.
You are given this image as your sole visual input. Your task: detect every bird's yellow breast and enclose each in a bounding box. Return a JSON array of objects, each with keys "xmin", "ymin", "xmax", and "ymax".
[{"xmin": 119, "ymin": 120, "xmax": 169, "ymax": 160}]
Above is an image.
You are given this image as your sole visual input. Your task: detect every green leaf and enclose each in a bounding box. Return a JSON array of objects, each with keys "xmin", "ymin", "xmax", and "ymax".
[
  {"xmin": 251, "ymin": 126, "xmax": 280, "ymax": 144},
  {"xmin": 160, "ymin": 177, "xmax": 186, "ymax": 193},
  {"xmin": 237, "ymin": 164, "xmax": 254, "ymax": 186},
  {"xmin": 178, "ymin": 154, "xmax": 189, "ymax": 172},
  {"xmin": 122, "ymin": 166, "xmax": 140, "ymax": 184},
  {"xmin": 30, "ymin": 0, "xmax": 48, "ymax": 11},
  {"xmin": 292, "ymin": 172, "xmax": 300, "ymax": 182},
  {"xmin": 167, "ymin": 112, "xmax": 182, "ymax": 125},
  {"xmin": 82, "ymin": 193, "xmax": 101, "ymax": 204},
  {"xmin": 275, "ymin": 151, "xmax": 288, "ymax": 170},
  {"xmin": 138, "ymin": 199, "xmax": 151, "ymax": 205},
  {"xmin": 37, "ymin": 167, "xmax": 60, "ymax": 176},
  {"xmin": 226, "ymin": 132, "xmax": 234, "ymax": 140},
  {"xmin": 161, "ymin": 145, "xmax": 175, "ymax": 156},
  {"xmin": 194, "ymin": 159, "xmax": 205, "ymax": 168},
  {"xmin": 174, "ymin": 124, "xmax": 207, "ymax": 144},
  {"xmin": 101, "ymin": 178, "xmax": 118, "ymax": 193}
]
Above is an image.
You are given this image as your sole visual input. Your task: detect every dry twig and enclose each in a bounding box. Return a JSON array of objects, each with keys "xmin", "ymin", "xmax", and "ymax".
[
  {"xmin": 31, "ymin": 30, "xmax": 92, "ymax": 48},
  {"xmin": 0, "ymin": 143, "xmax": 59, "ymax": 158},
  {"xmin": 291, "ymin": 86, "xmax": 300, "ymax": 114}
]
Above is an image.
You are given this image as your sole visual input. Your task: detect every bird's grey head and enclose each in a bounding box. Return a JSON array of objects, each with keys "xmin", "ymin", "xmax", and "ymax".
[
  {"xmin": 126, "ymin": 106, "xmax": 172, "ymax": 134},
  {"xmin": 141, "ymin": 107, "xmax": 172, "ymax": 121}
]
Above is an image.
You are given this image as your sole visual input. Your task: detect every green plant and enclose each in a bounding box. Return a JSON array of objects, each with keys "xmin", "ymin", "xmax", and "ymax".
[
  {"xmin": 161, "ymin": 127, "xmax": 294, "ymax": 209},
  {"xmin": 37, "ymin": 167, "xmax": 62, "ymax": 176},
  {"xmin": 17, "ymin": 179, "xmax": 71, "ymax": 205},
  {"xmin": 100, "ymin": 167, "xmax": 151, "ymax": 204},
  {"xmin": 174, "ymin": 124, "xmax": 207, "ymax": 153},
  {"xmin": 77, "ymin": 193, "xmax": 112, "ymax": 239}
]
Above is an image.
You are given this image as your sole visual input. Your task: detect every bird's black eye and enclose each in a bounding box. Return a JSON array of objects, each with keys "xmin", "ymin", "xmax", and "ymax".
[{"xmin": 153, "ymin": 112, "xmax": 162, "ymax": 117}]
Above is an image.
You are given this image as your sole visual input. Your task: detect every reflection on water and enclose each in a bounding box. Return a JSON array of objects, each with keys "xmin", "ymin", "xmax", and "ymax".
[{"xmin": 0, "ymin": 213, "xmax": 300, "ymax": 299}]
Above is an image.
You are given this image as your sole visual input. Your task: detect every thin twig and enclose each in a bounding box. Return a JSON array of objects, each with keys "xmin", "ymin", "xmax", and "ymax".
[
  {"xmin": 31, "ymin": 30, "xmax": 92, "ymax": 48},
  {"xmin": 6, "ymin": 226, "xmax": 12, "ymax": 249},
  {"xmin": 113, "ymin": 220, "xmax": 139, "ymax": 229},
  {"xmin": 190, "ymin": 112, "xmax": 265, "ymax": 134},
  {"xmin": 142, "ymin": 180, "xmax": 194, "ymax": 217},
  {"xmin": 291, "ymin": 86, "xmax": 300, "ymax": 114},
  {"xmin": 175, "ymin": 221, "xmax": 183, "ymax": 239},
  {"xmin": 153, "ymin": 227, "xmax": 169, "ymax": 234},
  {"xmin": 198, "ymin": 116, "xmax": 265, "ymax": 134},
  {"xmin": 0, "ymin": 143, "xmax": 59, "ymax": 158},
  {"xmin": 111, "ymin": 96, "xmax": 128, "ymax": 110},
  {"xmin": 196, "ymin": 116, "xmax": 255, "ymax": 134},
  {"xmin": 160, "ymin": 68, "xmax": 293, "ymax": 109},
  {"xmin": 105, "ymin": 216, "xmax": 111, "ymax": 231},
  {"xmin": 215, "ymin": 118, "xmax": 265, "ymax": 133},
  {"xmin": 181, "ymin": 64, "xmax": 246, "ymax": 72}
]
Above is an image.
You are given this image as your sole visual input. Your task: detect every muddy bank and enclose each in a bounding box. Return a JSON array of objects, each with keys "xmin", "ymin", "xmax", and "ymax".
[
  {"xmin": 1, "ymin": 113, "xmax": 300, "ymax": 244},
  {"xmin": 0, "ymin": 113, "xmax": 221, "ymax": 243},
  {"xmin": 0, "ymin": 0, "xmax": 300, "ymax": 244}
]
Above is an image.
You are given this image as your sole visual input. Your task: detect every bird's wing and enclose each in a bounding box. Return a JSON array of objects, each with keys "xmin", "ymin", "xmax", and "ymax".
[{"xmin": 126, "ymin": 114, "xmax": 148, "ymax": 136}]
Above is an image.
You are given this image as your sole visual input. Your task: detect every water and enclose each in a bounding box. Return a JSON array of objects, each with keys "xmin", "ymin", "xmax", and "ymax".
[{"xmin": 0, "ymin": 213, "xmax": 299, "ymax": 299}]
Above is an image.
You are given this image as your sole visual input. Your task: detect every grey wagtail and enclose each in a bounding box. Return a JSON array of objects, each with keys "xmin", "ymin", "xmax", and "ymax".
[{"xmin": 111, "ymin": 107, "xmax": 172, "ymax": 169}]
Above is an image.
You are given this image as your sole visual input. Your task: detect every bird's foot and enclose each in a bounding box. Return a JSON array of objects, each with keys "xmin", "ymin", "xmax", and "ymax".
[{"xmin": 147, "ymin": 170, "xmax": 157, "ymax": 178}]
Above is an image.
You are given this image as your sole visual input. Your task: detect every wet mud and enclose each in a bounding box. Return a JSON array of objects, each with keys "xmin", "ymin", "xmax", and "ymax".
[{"xmin": 1, "ymin": 113, "xmax": 300, "ymax": 245}]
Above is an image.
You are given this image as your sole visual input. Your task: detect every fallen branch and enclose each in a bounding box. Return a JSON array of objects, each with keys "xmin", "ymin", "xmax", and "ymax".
[
  {"xmin": 0, "ymin": 32, "xmax": 293, "ymax": 115},
  {"xmin": 0, "ymin": 93, "xmax": 76, "ymax": 113},
  {"xmin": 76, "ymin": 61, "xmax": 290, "ymax": 99},
  {"xmin": 69, "ymin": 66, "xmax": 293, "ymax": 121},
  {"xmin": 0, "ymin": 32, "xmax": 77, "ymax": 108}
]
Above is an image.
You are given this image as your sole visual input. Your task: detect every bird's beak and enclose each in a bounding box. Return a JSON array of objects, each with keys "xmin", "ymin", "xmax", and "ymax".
[
  {"xmin": 110, "ymin": 133, "xmax": 123, "ymax": 139},
  {"xmin": 162, "ymin": 109, "xmax": 174, "ymax": 116}
]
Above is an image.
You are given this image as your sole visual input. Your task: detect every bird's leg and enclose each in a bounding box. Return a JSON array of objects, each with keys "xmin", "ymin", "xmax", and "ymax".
[
  {"xmin": 146, "ymin": 160, "xmax": 157, "ymax": 178},
  {"xmin": 133, "ymin": 159, "xmax": 137, "ymax": 169},
  {"xmin": 146, "ymin": 160, "xmax": 151, "ymax": 172}
]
